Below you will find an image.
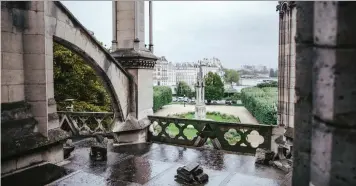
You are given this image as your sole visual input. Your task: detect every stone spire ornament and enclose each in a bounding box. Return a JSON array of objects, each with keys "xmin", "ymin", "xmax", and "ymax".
[{"xmin": 194, "ymin": 60, "xmax": 206, "ymax": 119}]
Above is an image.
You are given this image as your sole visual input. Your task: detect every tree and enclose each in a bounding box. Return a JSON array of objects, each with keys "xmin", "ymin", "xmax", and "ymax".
[
  {"xmin": 205, "ymin": 72, "xmax": 224, "ymax": 103},
  {"xmin": 176, "ymin": 81, "xmax": 192, "ymax": 97},
  {"xmin": 53, "ymin": 42, "xmax": 111, "ymax": 112},
  {"xmin": 224, "ymin": 69, "xmax": 240, "ymax": 88}
]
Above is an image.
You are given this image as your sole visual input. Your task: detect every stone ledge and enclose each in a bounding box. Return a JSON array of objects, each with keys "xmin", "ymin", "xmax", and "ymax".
[
  {"xmin": 2, "ymin": 118, "xmax": 37, "ymax": 140},
  {"xmin": 112, "ymin": 114, "xmax": 151, "ymax": 133},
  {"xmin": 1, "ymin": 128, "xmax": 70, "ymax": 160}
]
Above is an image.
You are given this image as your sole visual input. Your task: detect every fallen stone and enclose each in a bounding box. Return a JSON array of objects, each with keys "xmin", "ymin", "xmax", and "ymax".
[
  {"xmin": 255, "ymin": 148, "xmax": 275, "ymax": 165},
  {"xmin": 89, "ymin": 145, "xmax": 107, "ymax": 161},
  {"xmin": 175, "ymin": 163, "xmax": 209, "ymax": 185}
]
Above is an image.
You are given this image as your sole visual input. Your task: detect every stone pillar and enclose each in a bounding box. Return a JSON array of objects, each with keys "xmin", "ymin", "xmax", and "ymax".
[
  {"xmin": 310, "ymin": 2, "xmax": 356, "ymax": 186},
  {"xmin": 292, "ymin": 2, "xmax": 314, "ymax": 185},
  {"xmin": 111, "ymin": 1, "xmax": 157, "ymax": 143}
]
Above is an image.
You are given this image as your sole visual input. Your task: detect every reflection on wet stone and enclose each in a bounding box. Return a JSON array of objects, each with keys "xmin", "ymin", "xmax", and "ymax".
[{"xmin": 47, "ymin": 142, "xmax": 285, "ymax": 185}]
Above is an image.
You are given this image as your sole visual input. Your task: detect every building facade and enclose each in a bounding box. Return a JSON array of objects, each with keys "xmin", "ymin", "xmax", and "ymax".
[
  {"xmin": 153, "ymin": 56, "xmax": 176, "ymax": 87},
  {"xmin": 153, "ymin": 57, "xmax": 224, "ymax": 91},
  {"xmin": 175, "ymin": 57, "xmax": 224, "ymax": 89}
]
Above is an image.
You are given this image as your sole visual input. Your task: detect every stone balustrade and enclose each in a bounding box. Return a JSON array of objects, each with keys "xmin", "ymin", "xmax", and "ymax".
[
  {"xmin": 147, "ymin": 116, "xmax": 273, "ymax": 154},
  {"xmin": 58, "ymin": 111, "xmax": 114, "ymax": 136}
]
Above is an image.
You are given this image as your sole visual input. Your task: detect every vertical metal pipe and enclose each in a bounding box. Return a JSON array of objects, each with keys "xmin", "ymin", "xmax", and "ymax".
[
  {"xmin": 112, "ymin": 1, "xmax": 117, "ymax": 51},
  {"xmin": 149, "ymin": 1, "xmax": 153, "ymax": 52}
]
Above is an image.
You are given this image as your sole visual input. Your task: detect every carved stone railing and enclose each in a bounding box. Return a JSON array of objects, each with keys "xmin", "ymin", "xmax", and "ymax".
[
  {"xmin": 147, "ymin": 116, "xmax": 273, "ymax": 153},
  {"xmin": 58, "ymin": 111, "xmax": 114, "ymax": 136}
]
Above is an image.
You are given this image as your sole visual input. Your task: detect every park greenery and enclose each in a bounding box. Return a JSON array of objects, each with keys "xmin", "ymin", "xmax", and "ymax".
[
  {"xmin": 256, "ymin": 80, "xmax": 278, "ymax": 88},
  {"xmin": 153, "ymin": 86, "xmax": 172, "ymax": 112},
  {"xmin": 204, "ymin": 72, "xmax": 225, "ymax": 103},
  {"xmin": 223, "ymin": 69, "xmax": 240, "ymax": 87},
  {"xmin": 269, "ymin": 68, "xmax": 278, "ymax": 77},
  {"xmin": 240, "ymin": 86, "xmax": 277, "ymax": 125},
  {"xmin": 53, "ymin": 43, "xmax": 111, "ymax": 112},
  {"xmin": 175, "ymin": 81, "xmax": 194, "ymax": 98},
  {"xmin": 168, "ymin": 111, "xmax": 241, "ymax": 123}
]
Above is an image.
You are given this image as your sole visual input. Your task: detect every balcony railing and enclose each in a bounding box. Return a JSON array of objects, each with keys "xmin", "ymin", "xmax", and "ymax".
[
  {"xmin": 58, "ymin": 111, "xmax": 114, "ymax": 136},
  {"xmin": 147, "ymin": 116, "xmax": 273, "ymax": 153}
]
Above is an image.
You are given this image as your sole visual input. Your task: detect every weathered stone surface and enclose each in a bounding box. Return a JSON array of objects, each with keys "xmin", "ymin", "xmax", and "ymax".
[
  {"xmin": 255, "ymin": 148, "xmax": 275, "ymax": 165},
  {"xmin": 1, "ymin": 128, "xmax": 70, "ymax": 160}
]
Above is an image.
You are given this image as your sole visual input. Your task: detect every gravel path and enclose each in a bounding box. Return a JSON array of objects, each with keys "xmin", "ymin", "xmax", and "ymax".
[{"xmin": 154, "ymin": 104, "xmax": 259, "ymax": 124}]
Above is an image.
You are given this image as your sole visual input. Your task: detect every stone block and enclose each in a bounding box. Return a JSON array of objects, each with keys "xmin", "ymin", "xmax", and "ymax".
[
  {"xmin": 24, "ymin": 11, "xmax": 45, "ymax": 35},
  {"xmin": 64, "ymin": 24, "xmax": 77, "ymax": 44},
  {"xmin": 48, "ymin": 117, "xmax": 59, "ymax": 130},
  {"xmin": 1, "ymin": 10, "xmax": 13, "ymax": 32},
  {"xmin": 25, "ymin": 84, "xmax": 46, "ymax": 101},
  {"xmin": 117, "ymin": 10, "xmax": 135, "ymax": 20},
  {"xmin": 55, "ymin": 20, "xmax": 66, "ymax": 39},
  {"xmin": 45, "ymin": 15, "xmax": 57, "ymax": 39},
  {"xmin": 2, "ymin": 85, "xmax": 9, "ymax": 102},
  {"xmin": 24, "ymin": 69, "xmax": 46, "ymax": 84},
  {"xmin": 73, "ymin": 30, "xmax": 88, "ymax": 51},
  {"xmin": 35, "ymin": 116, "xmax": 48, "ymax": 136},
  {"xmin": 1, "ymin": 69, "xmax": 24, "ymax": 85},
  {"xmin": 117, "ymin": 19, "xmax": 135, "ymax": 31},
  {"xmin": 47, "ymin": 69, "xmax": 54, "ymax": 83},
  {"xmin": 116, "ymin": 129, "xmax": 147, "ymax": 143},
  {"xmin": 117, "ymin": 1, "xmax": 135, "ymax": 11},
  {"xmin": 255, "ymin": 148, "xmax": 275, "ymax": 165},
  {"xmin": 2, "ymin": 52, "xmax": 24, "ymax": 70},
  {"xmin": 42, "ymin": 144, "xmax": 64, "ymax": 164},
  {"xmin": 117, "ymin": 30, "xmax": 135, "ymax": 40},
  {"xmin": 23, "ymin": 34, "xmax": 45, "ymax": 54},
  {"xmin": 1, "ymin": 159, "xmax": 17, "ymax": 174},
  {"xmin": 46, "ymin": 55, "xmax": 54, "ymax": 70},
  {"xmin": 45, "ymin": 37, "xmax": 53, "ymax": 56},
  {"xmin": 1, "ymin": 32, "xmax": 23, "ymax": 53},
  {"xmin": 8, "ymin": 84, "xmax": 25, "ymax": 102},
  {"xmin": 23, "ymin": 54, "xmax": 46, "ymax": 70},
  {"xmin": 29, "ymin": 101, "xmax": 47, "ymax": 117},
  {"xmin": 47, "ymin": 82, "xmax": 54, "ymax": 99},
  {"xmin": 16, "ymin": 152, "xmax": 43, "ymax": 169},
  {"xmin": 29, "ymin": 1, "xmax": 45, "ymax": 12}
]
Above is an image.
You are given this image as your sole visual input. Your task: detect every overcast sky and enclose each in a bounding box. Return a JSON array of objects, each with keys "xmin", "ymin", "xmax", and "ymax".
[{"xmin": 62, "ymin": 1, "xmax": 279, "ymax": 69}]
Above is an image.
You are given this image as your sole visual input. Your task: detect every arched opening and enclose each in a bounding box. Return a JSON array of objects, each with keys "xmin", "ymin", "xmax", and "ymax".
[{"xmin": 53, "ymin": 37, "xmax": 124, "ymax": 133}]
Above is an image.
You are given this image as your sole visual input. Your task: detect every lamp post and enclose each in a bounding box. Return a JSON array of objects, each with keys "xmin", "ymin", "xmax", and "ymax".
[{"xmin": 184, "ymin": 94, "xmax": 186, "ymax": 107}]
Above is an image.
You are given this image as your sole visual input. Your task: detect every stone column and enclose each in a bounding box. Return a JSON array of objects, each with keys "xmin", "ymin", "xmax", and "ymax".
[
  {"xmin": 292, "ymin": 2, "xmax": 314, "ymax": 185},
  {"xmin": 310, "ymin": 2, "xmax": 356, "ymax": 186},
  {"xmin": 111, "ymin": 1, "xmax": 157, "ymax": 143}
]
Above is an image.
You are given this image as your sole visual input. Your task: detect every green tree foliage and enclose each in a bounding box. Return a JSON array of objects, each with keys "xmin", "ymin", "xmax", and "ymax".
[
  {"xmin": 240, "ymin": 87, "xmax": 277, "ymax": 125},
  {"xmin": 269, "ymin": 68, "xmax": 278, "ymax": 77},
  {"xmin": 153, "ymin": 86, "xmax": 172, "ymax": 112},
  {"xmin": 53, "ymin": 42, "xmax": 111, "ymax": 112},
  {"xmin": 257, "ymin": 81, "xmax": 278, "ymax": 88},
  {"xmin": 224, "ymin": 69, "xmax": 240, "ymax": 87},
  {"xmin": 176, "ymin": 81, "xmax": 192, "ymax": 97},
  {"xmin": 205, "ymin": 72, "xmax": 224, "ymax": 102}
]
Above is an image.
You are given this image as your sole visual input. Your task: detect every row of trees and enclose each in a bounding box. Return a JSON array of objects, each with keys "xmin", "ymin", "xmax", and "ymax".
[
  {"xmin": 53, "ymin": 43, "xmax": 112, "ymax": 112},
  {"xmin": 175, "ymin": 72, "xmax": 225, "ymax": 103},
  {"xmin": 153, "ymin": 86, "xmax": 172, "ymax": 112}
]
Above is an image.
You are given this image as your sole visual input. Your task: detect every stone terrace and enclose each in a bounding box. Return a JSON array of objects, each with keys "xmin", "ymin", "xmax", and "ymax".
[{"xmin": 2, "ymin": 140, "xmax": 286, "ymax": 186}]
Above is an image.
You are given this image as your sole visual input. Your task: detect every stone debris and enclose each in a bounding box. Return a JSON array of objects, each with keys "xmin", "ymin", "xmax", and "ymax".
[
  {"xmin": 63, "ymin": 139, "xmax": 75, "ymax": 159},
  {"xmin": 255, "ymin": 148, "xmax": 275, "ymax": 165},
  {"xmin": 175, "ymin": 163, "xmax": 209, "ymax": 185},
  {"xmin": 89, "ymin": 135, "xmax": 108, "ymax": 161}
]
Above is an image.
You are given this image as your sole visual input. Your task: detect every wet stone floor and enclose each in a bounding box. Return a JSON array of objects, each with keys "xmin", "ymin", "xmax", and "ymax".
[{"xmin": 51, "ymin": 141, "xmax": 286, "ymax": 186}]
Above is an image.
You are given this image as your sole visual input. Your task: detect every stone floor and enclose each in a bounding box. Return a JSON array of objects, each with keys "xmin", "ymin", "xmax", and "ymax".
[
  {"xmin": 154, "ymin": 104, "xmax": 259, "ymax": 124},
  {"xmin": 48, "ymin": 141, "xmax": 285, "ymax": 186}
]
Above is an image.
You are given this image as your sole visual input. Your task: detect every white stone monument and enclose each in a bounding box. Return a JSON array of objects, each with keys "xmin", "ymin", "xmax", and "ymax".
[{"xmin": 195, "ymin": 61, "xmax": 207, "ymax": 119}]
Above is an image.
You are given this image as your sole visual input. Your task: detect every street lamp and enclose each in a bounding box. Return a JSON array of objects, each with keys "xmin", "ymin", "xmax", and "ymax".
[{"xmin": 184, "ymin": 94, "xmax": 186, "ymax": 107}]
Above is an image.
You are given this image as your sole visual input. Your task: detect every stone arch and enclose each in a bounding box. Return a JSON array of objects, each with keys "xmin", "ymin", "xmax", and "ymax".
[{"xmin": 45, "ymin": 1, "xmax": 136, "ymax": 126}]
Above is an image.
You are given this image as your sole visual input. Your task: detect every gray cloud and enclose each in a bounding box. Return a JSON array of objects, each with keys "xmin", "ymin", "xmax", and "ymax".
[{"xmin": 62, "ymin": 1, "xmax": 279, "ymax": 69}]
